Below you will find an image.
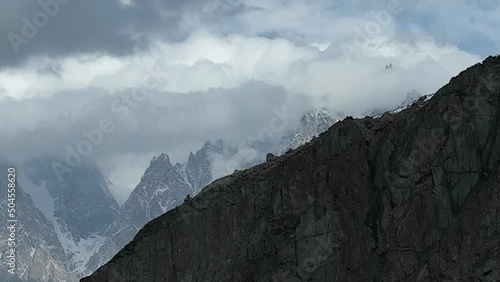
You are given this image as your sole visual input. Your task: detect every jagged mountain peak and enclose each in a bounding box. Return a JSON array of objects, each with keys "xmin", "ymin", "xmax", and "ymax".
[
  {"xmin": 300, "ymin": 106, "xmax": 344, "ymax": 133},
  {"xmin": 22, "ymin": 158, "xmax": 119, "ymax": 238},
  {"xmin": 278, "ymin": 107, "xmax": 345, "ymax": 153},
  {"xmin": 84, "ymin": 56, "xmax": 500, "ymax": 281},
  {"xmin": 150, "ymin": 153, "xmax": 172, "ymax": 166},
  {"xmin": 187, "ymin": 140, "xmax": 224, "ymax": 165},
  {"xmin": 0, "ymin": 158, "xmax": 120, "ymax": 281},
  {"xmin": 400, "ymin": 89, "xmax": 422, "ymax": 108},
  {"xmin": 84, "ymin": 141, "xmax": 224, "ymax": 278},
  {"xmin": 202, "ymin": 139, "xmax": 225, "ymax": 152}
]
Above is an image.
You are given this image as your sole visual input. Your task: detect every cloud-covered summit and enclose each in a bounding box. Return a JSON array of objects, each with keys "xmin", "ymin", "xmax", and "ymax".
[
  {"xmin": 1, "ymin": 0, "xmax": 498, "ymax": 68},
  {"xmin": 1, "ymin": 0, "xmax": 497, "ymax": 199}
]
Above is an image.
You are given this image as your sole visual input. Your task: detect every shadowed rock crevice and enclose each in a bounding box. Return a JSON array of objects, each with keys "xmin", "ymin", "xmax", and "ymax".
[{"xmin": 83, "ymin": 56, "xmax": 500, "ymax": 282}]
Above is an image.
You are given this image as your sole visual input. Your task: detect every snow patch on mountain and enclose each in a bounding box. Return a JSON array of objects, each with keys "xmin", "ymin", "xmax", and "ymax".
[
  {"xmin": 18, "ymin": 170, "xmax": 110, "ymax": 278},
  {"xmin": 18, "ymin": 172, "xmax": 55, "ymax": 228},
  {"xmin": 388, "ymin": 89, "xmax": 423, "ymax": 114},
  {"xmin": 278, "ymin": 107, "xmax": 345, "ymax": 153}
]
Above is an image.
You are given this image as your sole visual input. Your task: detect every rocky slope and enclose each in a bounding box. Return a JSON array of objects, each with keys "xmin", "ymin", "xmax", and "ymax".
[
  {"xmin": 83, "ymin": 56, "xmax": 500, "ymax": 281},
  {"xmin": 0, "ymin": 160, "xmax": 119, "ymax": 281},
  {"xmin": 278, "ymin": 108, "xmax": 345, "ymax": 153},
  {"xmin": 0, "ymin": 163, "xmax": 75, "ymax": 282},
  {"xmin": 0, "ymin": 106, "xmax": 343, "ymax": 282},
  {"xmin": 24, "ymin": 159, "xmax": 120, "ymax": 241},
  {"xmin": 84, "ymin": 141, "xmax": 226, "ymax": 275},
  {"xmin": 84, "ymin": 111, "xmax": 343, "ymax": 276}
]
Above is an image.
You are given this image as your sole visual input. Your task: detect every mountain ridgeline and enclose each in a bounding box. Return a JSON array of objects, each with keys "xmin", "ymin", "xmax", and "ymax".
[
  {"xmin": 84, "ymin": 109, "xmax": 344, "ymax": 276},
  {"xmin": 84, "ymin": 141, "xmax": 226, "ymax": 273},
  {"xmin": 83, "ymin": 56, "xmax": 500, "ymax": 281},
  {"xmin": 0, "ymin": 106, "xmax": 343, "ymax": 281}
]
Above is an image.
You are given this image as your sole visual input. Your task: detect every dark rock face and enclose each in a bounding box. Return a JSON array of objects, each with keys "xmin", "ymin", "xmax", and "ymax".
[
  {"xmin": 278, "ymin": 107, "xmax": 344, "ymax": 154},
  {"xmin": 83, "ymin": 56, "xmax": 500, "ymax": 282},
  {"xmin": 84, "ymin": 142, "xmax": 223, "ymax": 275},
  {"xmin": 266, "ymin": 153, "xmax": 276, "ymax": 162}
]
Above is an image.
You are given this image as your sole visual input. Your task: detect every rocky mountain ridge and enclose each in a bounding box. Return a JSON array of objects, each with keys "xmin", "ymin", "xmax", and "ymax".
[
  {"xmin": 84, "ymin": 109, "xmax": 343, "ymax": 276},
  {"xmin": 0, "ymin": 157, "xmax": 132, "ymax": 282},
  {"xmin": 83, "ymin": 56, "xmax": 500, "ymax": 281},
  {"xmin": 0, "ymin": 105, "xmax": 343, "ymax": 282},
  {"xmin": 84, "ymin": 141, "xmax": 226, "ymax": 274}
]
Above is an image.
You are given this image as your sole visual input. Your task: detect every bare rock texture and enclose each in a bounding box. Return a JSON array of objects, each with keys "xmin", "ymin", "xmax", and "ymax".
[{"xmin": 83, "ymin": 56, "xmax": 500, "ymax": 281}]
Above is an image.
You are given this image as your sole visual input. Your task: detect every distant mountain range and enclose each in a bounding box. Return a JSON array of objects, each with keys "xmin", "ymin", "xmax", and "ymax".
[
  {"xmin": 83, "ymin": 56, "xmax": 500, "ymax": 282},
  {"xmin": 0, "ymin": 107, "xmax": 353, "ymax": 281}
]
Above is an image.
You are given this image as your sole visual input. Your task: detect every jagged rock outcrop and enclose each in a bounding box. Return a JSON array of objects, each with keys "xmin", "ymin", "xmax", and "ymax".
[
  {"xmin": 0, "ymin": 160, "xmax": 119, "ymax": 281},
  {"xmin": 83, "ymin": 118, "xmax": 342, "ymax": 277},
  {"xmin": 0, "ymin": 163, "xmax": 76, "ymax": 282},
  {"xmin": 24, "ymin": 159, "xmax": 120, "ymax": 241},
  {"xmin": 84, "ymin": 56, "xmax": 500, "ymax": 281},
  {"xmin": 84, "ymin": 141, "xmax": 225, "ymax": 275},
  {"xmin": 278, "ymin": 107, "xmax": 344, "ymax": 153}
]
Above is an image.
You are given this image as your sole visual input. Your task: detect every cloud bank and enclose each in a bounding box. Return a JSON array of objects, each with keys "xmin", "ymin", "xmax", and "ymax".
[{"xmin": 0, "ymin": 0, "xmax": 496, "ymax": 199}]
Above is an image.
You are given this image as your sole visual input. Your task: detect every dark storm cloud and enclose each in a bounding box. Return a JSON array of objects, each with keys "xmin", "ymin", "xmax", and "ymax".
[{"xmin": 0, "ymin": 0, "xmax": 245, "ymax": 68}]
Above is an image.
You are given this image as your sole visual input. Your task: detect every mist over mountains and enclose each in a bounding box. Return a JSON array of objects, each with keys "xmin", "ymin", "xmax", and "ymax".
[
  {"xmin": 84, "ymin": 55, "xmax": 500, "ymax": 282},
  {"xmin": 0, "ymin": 106, "xmax": 356, "ymax": 281},
  {"xmin": 1, "ymin": 1, "xmax": 499, "ymax": 281}
]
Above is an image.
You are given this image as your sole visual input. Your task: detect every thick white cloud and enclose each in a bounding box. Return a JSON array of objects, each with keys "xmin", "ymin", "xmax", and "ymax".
[
  {"xmin": 0, "ymin": 0, "xmax": 495, "ymax": 200},
  {"xmin": 0, "ymin": 31, "xmax": 480, "ymax": 110}
]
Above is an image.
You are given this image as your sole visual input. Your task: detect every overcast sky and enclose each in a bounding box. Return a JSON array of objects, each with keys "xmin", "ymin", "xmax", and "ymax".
[{"xmin": 1, "ymin": 0, "xmax": 498, "ymax": 202}]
